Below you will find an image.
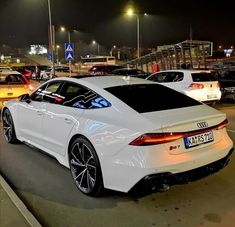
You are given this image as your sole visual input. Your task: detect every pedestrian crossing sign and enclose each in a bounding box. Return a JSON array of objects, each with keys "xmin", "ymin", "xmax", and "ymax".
[{"xmin": 65, "ymin": 43, "xmax": 74, "ymax": 61}]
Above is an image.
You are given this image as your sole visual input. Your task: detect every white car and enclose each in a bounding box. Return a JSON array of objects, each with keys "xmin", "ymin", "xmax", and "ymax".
[
  {"xmin": 2, "ymin": 76, "xmax": 233, "ymax": 196},
  {"xmin": 146, "ymin": 70, "xmax": 222, "ymax": 103}
]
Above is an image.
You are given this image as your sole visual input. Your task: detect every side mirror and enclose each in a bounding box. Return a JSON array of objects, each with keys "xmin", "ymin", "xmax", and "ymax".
[{"xmin": 19, "ymin": 94, "xmax": 31, "ymax": 103}]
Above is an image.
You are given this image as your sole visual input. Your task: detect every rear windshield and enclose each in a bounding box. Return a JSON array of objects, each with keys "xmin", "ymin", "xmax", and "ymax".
[
  {"xmin": 0, "ymin": 74, "xmax": 26, "ymax": 85},
  {"xmin": 105, "ymin": 84, "xmax": 201, "ymax": 113},
  {"xmin": 192, "ymin": 73, "xmax": 217, "ymax": 82}
]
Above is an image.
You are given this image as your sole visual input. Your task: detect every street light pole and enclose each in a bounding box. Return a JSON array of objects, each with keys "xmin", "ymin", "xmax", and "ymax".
[
  {"xmin": 47, "ymin": 0, "xmax": 55, "ymax": 76},
  {"xmin": 126, "ymin": 8, "xmax": 141, "ymax": 59},
  {"xmin": 92, "ymin": 40, "xmax": 99, "ymax": 55},
  {"xmin": 68, "ymin": 31, "xmax": 71, "ymax": 43},
  {"xmin": 137, "ymin": 14, "xmax": 140, "ymax": 59}
]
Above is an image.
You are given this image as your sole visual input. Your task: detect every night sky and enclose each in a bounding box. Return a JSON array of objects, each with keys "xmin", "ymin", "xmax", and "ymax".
[{"xmin": 0, "ymin": 0, "xmax": 234, "ymax": 49}]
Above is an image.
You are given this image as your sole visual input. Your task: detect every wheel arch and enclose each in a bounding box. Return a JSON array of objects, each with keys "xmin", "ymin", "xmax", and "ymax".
[{"xmin": 67, "ymin": 134, "xmax": 102, "ymax": 170}]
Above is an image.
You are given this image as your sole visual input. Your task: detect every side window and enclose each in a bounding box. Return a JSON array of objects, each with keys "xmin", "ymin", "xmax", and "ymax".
[
  {"xmin": 30, "ymin": 82, "xmax": 63, "ymax": 103},
  {"xmin": 172, "ymin": 72, "xmax": 184, "ymax": 82},
  {"xmin": 164, "ymin": 72, "xmax": 184, "ymax": 82},
  {"xmin": 60, "ymin": 82, "xmax": 111, "ymax": 109},
  {"xmin": 148, "ymin": 73, "xmax": 165, "ymax": 82}
]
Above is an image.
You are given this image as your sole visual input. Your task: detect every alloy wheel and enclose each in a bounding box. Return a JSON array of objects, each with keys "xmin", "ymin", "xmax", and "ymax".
[{"xmin": 70, "ymin": 141, "xmax": 97, "ymax": 194}]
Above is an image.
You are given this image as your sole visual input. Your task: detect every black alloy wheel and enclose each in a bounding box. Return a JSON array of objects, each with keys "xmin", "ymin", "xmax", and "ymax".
[
  {"xmin": 69, "ymin": 137, "xmax": 104, "ymax": 196},
  {"xmin": 2, "ymin": 109, "xmax": 18, "ymax": 144}
]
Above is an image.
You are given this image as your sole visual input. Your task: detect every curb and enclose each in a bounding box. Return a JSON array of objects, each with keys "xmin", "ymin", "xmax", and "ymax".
[{"xmin": 0, "ymin": 175, "xmax": 42, "ymax": 227}]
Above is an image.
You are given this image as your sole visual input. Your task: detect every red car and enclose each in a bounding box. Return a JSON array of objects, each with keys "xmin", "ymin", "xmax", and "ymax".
[{"xmin": 14, "ymin": 67, "xmax": 32, "ymax": 82}]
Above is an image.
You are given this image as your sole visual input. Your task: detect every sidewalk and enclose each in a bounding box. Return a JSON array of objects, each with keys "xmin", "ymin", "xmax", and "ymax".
[{"xmin": 0, "ymin": 175, "xmax": 41, "ymax": 227}]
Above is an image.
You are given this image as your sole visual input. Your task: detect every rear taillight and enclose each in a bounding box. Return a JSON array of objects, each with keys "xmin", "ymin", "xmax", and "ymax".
[
  {"xmin": 189, "ymin": 83, "xmax": 204, "ymax": 89},
  {"xmin": 129, "ymin": 133, "xmax": 183, "ymax": 146},
  {"xmin": 216, "ymin": 119, "xmax": 228, "ymax": 130},
  {"xmin": 130, "ymin": 119, "xmax": 228, "ymax": 146},
  {"xmin": 216, "ymin": 81, "xmax": 220, "ymax": 88}
]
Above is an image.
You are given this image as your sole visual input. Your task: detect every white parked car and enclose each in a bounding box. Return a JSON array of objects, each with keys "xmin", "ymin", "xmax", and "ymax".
[
  {"xmin": 146, "ymin": 70, "xmax": 221, "ymax": 103},
  {"xmin": 2, "ymin": 76, "xmax": 233, "ymax": 196}
]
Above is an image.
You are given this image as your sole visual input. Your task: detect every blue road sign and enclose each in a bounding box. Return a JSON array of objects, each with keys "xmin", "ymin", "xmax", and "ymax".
[{"xmin": 65, "ymin": 43, "xmax": 74, "ymax": 61}]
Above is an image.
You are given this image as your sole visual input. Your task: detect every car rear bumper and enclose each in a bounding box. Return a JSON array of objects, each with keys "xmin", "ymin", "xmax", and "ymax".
[
  {"xmin": 185, "ymin": 90, "xmax": 222, "ymax": 102},
  {"xmin": 101, "ymin": 130, "xmax": 233, "ymax": 193},
  {"xmin": 130, "ymin": 148, "xmax": 233, "ymax": 193}
]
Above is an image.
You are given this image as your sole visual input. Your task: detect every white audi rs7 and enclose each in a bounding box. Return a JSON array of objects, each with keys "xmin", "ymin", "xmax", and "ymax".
[{"xmin": 1, "ymin": 76, "xmax": 233, "ymax": 196}]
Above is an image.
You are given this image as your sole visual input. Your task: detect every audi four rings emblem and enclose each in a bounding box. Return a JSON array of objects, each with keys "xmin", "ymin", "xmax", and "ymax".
[{"xmin": 197, "ymin": 122, "xmax": 209, "ymax": 128}]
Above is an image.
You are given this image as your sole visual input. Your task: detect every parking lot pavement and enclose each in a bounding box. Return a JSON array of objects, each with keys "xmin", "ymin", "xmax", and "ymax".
[{"xmin": 0, "ymin": 175, "xmax": 41, "ymax": 227}]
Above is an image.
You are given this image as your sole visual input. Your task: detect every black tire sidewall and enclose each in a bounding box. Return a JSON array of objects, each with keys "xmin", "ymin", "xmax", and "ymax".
[
  {"xmin": 3, "ymin": 109, "xmax": 18, "ymax": 144},
  {"xmin": 69, "ymin": 137, "xmax": 104, "ymax": 196}
]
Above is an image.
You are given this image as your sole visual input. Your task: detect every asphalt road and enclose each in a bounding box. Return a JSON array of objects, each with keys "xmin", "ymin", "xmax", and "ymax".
[{"xmin": 0, "ymin": 103, "xmax": 234, "ymax": 227}]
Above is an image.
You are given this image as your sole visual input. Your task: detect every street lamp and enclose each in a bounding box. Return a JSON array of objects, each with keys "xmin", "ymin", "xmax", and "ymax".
[
  {"xmin": 126, "ymin": 8, "xmax": 140, "ymax": 59},
  {"xmin": 60, "ymin": 26, "xmax": 73, "ymax": 76},
  {"xmin": 92, "ymin": 40, "xmax": 100, "ymax": 55},
  {"xmin": 60, "ymin": 26, "xmax": 71, "ymax": 43},
  {"xmin": 110, "ymin": 45, "xmax": 116, "ymax": 56},
  {"xmin": 126, "ymin": 8, "xmax": 147, "ymax": 59},
  {"xmin": 56, "ymin": 45, "xmax": 60, "ymax": 64}
]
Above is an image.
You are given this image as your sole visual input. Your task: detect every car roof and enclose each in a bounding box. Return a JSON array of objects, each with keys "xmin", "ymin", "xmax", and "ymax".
[
  {"xmin": 0, "ymin": 70, "xmax": 21, "ymax": 75},
  {"xmin": 154, "ymin": 69, "xmax": 212, "ymax": 73},
  {"xmin": 51, "ymin": 75, "xmax": 153, "ymax": 89},
  {"xmin": 113, "ymin": 68, "xmax": 141, "ymax": 71}
]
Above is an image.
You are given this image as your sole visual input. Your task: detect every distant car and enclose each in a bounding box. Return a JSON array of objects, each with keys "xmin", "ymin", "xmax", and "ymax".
[
  {"xmin": 40, "ymin": 66, "xmax": 77, "ymax": 80},
  {"xmin": 112, "ymin": 68, "xmax": 150, "ymax": 79},
  {"xmin": 2, "ymin": 76, "xmax": 233, "ymax": 196},
  {"xmin": 146, "ymin": 70, "xmax": 221, "ymax": 103},
  {"xmin": 0, "ymin": 66, "xmax": 12, "ymax": 71},
  {"xmin": 218, "ymin": 70, "xmax": 235, "ymax": 102},
  {"xmin": 0, "ymin": 71, "xmax": 34, "ymax": 109},
  {"xmin": 88, "ymin": 65, "xmax": 124, "ymax": 75}
]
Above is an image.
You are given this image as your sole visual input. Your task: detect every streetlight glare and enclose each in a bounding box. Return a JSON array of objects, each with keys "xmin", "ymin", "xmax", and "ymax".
[
  {"xmin": 60, "ymin": 26, "xmax": 65, "ymax": 32},
  {"xmin": 92, "ymin": 40, "xmax": 96, "ymax": 44},
  {"xmin": 127, "ymin": 8, "xmax": 134, "ymax": 16}
]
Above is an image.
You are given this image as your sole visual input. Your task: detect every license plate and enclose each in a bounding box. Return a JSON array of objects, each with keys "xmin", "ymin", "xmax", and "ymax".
[
  {"xmin": 184, "ymin": 131, "xmax": 214, "ymax": 149},
  {"xmin": 207, "ymin": 94, "xmax": 217, "ymax": 99}
]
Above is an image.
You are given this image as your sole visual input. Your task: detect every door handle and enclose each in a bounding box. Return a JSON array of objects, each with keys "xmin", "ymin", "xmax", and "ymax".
[{"xmin": 64, "ymin": 118, "xmax": 72, "ymax": 124}]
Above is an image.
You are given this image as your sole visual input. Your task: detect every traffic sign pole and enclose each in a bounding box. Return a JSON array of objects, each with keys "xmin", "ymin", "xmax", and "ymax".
[
  {"xmin": 65, "ymin": 43, "xmax": 74, "ymax": 77},
  {"xmin": 69, "ymin": 61, "xmax": 71, "ymax": 77}
]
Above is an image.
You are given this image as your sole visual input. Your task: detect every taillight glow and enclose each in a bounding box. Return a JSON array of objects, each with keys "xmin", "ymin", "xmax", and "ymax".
[
  {"xmin": 216, "ymin": 119, "xmax": 228, "ymax": 130},
  {"xmin": 189, "ymin": 83, "xmax": 204, "ymax": 89},
  {"xmin": 217, "ymin": 81, "xmax": 220, "ymax": 88},
  {"xmin": 129, "ymin": 133, "xmax": 184, "ymax": 146},
  {"xmin": 130, "ymin": 119, "xmax": 228, "ymax": 146}
]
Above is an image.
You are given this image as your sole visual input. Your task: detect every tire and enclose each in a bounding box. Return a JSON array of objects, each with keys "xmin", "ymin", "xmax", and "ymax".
[
  {"xmin": 69, "ymin": 137, "xmax": 104, "ymax": 196},
  {"xmin": 2, "ymin": 109, "xmax": 19, "ymax": 144}
]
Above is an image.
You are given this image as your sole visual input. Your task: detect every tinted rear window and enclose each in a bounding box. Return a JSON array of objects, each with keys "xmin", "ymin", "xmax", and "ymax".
[
  {"xmin": 105, "ymin": 84, "xmax": 201, "ymax": 113},
  {"xmin": 192, "ymin": 73, "xmax": 217, "ymax": 82}
]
